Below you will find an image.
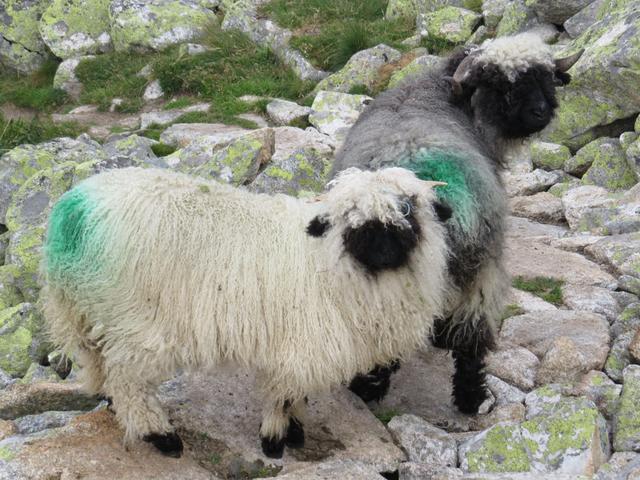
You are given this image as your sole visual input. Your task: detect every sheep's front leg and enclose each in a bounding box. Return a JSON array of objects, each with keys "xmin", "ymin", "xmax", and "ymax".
[
  {"xmin": 103, "ymin": 365, "xmax": 182, "ymax": 457},
  {"xmin": 432, "ymin": 315, "xmax": 494, "ymax": 415},
  {"xmin": 348, "ymin": 361, "xmax": 400, "ymax": 403},
  {"xmin": 260, "ymin": 398, "xmax": 307, "ymax": 458}
]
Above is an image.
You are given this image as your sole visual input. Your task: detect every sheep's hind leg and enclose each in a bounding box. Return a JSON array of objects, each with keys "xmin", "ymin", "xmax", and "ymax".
[
  {"xmin": 284, "ymin": 399, "xmax": 306, "ymax": 449},
  {"xmin": 432, "ymin": 315, "xmax": 495, "ymax": 415},
  {"xmin": 260, "ymin": 397, "xmax": 307, "ymax": 458},
  {"xmin": 103, "ymin": 363, "xmax": 182, "ymax": 457},
  {"xmin": 348, "ymin": 360, "xmax": 400, "ymax": 403}
]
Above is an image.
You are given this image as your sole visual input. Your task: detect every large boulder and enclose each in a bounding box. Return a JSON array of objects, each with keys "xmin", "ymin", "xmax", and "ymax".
[
  {"xmin": 39, "ymin": 0, "xmax": 112, "ymax": 59},
  {"xmin": 542, "ymin": 2, "xmax": 640, "ymax": 150},
  {"xmin": 52, "ymin": 55, "xmax": 94, "ymax": 100},
  {"xmin": 581, "ymin": 138, "xmax": 638, "ymax": 191},
  {"xmin": 0, "ymin": 0, "xmax": 52, "ymax": 73},
  {"xmin": 422, "ymin": 6, "xmax": 482, "ymax": 44},
  {"xmin": 109, "ymin": 0, "xmax": 218, "ymax": 52},
  {"xmin": 526, "ymin": 0, "xmax": 597, "ymax": 25}
]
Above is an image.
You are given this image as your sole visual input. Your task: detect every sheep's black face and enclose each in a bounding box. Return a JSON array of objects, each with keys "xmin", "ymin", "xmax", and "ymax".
[
  {"xmin": 342, "ymin": 204, "xmax": 421, "ymax": 274},
  {"xmin": 474, "ymin": 65, "xmax": 563, "ymax": 139}
]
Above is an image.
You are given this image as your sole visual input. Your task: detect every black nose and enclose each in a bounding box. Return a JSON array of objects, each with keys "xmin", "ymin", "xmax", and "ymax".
[
  {"xmin": 530, "ymin": 102, "xmax": 549, "ymax": 120},
  {"xmin": 342, "ymin": 220, "xmax": 419, "ymax": 274}
]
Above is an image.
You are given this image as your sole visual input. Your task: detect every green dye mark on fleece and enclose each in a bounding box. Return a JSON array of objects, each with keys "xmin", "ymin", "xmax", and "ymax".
[
  {"xmin": 401, "ymin": 149, "xmax": 475, "ymax": 231},
  {"xmin": 45, "ymin": 186, "xmax": 102, "ymax": 281}
]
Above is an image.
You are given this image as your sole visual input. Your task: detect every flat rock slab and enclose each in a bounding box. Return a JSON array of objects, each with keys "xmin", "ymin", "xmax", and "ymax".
[
  {"xmin": 0, "ymin": 410, "xmax": 216, "ymax": 479},
  {"xmin": 372, "ymin": 349, "xmax": 507, "ymax": 433},
  {"xmin": 505, "ymin": 238, "xmax": 616, "ymax": 288},
  {"xmin": 505, "ymin": 216, "xmax": 568, "ymax": 241},
  {"xmin": 159, "ymin": 123, "xmax": 250, "ymax": 148},
  {"xmin": 276, "ymin": 459, "xmax": 388, "ymax": 479},
  {"xmin": 157, "ymin": 371, "xmax": 405, "ymax": 476},
  {"xmin": 0, "ymin": 382, "xmax": 100, "ymax": 419}
]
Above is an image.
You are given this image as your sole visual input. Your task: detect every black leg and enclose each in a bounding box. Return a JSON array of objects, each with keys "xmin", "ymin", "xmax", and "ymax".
[
  {"xmin": 348, "ymin": 360, "xmax": 400, "ymax": 403},
  {"xmin": 261, "ymin": 435, "xmax": 285, "ymax": 458},
  {"xmin": 285, "ymin": 417, "xmax": 305, "ymax": 448},
  {"xmin": 143, "ymin": 432, "xmax": 184, "ymax": 457}
]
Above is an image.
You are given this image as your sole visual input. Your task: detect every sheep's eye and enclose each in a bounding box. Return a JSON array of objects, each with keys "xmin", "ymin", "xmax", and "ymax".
[{"xmin": 401, "ymin": 200, "xmax": 412, "ymax": 217}]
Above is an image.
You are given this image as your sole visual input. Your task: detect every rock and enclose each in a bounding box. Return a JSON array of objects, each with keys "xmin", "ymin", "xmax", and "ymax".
[
  {"xmin": 19, "ymin": 363, "xmax": 61, "ymax": 384},
  {"xmin": 629, "ymin": 329, "xmax": 640, "ymax": 363},
  {"xmin": 626, "ymin": 137, "xmax": 640, "ymax": 180},
  {"xmin": 573, "ymin": 370, "xmax": 622, "ymax": 420},
  {"xmin": 619, "ymin": 275, "xmax": 640, "ymax": 296},
  {"xmin": 526, "ymin": 0, "xmax": 595, "ymax": 24},
  {"xmin": 385, "ymin": 0, "xmax": 418, "ymax": 19},
  {"xmin": 250, "ymin": 143, "xmax": 332, "ymax": 196},
  {"xmin": 581, "ymin": 138, "xmax": 637, "ymax": 191},
  {"xmin": 159, "ymin": 123, "xmax": 250, "ymax": 148},
  {"xmin": 506, "ymin": 216, "xmax": 568, "ymax": 240},
  {"xmin": 482, "ymin": 0, "xmax": 511, "ymax": 29},
  {"xmin": 139, "ymin": 103, "xmax": 210, "ymax": 129},
  {"xmin": 178, "ymin": 42, "xmax": 209, "ymax": 56},
  {"xmin": 595, "ymin": 451, "xmax": 640, "ymax": 480},
  {"xmin": 562, "ymin": 284, "xmax": 620, "ymax": 322},
  {"xmin": 158, "ymin": 371, "xmax": 404, "ymax": 475},
  {"xmin": 566, "ymin": 138, "xmax": 608, "ymax": 176},
  {"xmin": 309, "ymin": 91, "xmax": 372, "ymax": 143},
  {"xmin": 0, "ymin": 0, "xmax": 52, "ymax": 73},
  {"xmin": 0, "ymin": 266, "xmax": 23, "ymax": 310},
  {"xmin": 503, "ymin": 169, "xmax": 564, "ymax": 197},
  {"xmin": 541, "ymin": 4, "xmax": 640, "ymax": 150},
  {"xmin": 272, "ymin": 127, "xmax": 335, "ymax": 161},
  {"xmin": 110, "ymin": 0, "xmax": 218, "ymax": 52},
  {"xmin": 102, "ymin": 134, "xmax": 166, "ymax": 169},
  {"xmin": 423, "ymin": 7, "xmax": 482, "ymax": 44},
  {"xmin": 500, "ymin": 311, "xmax": 610, "ymax": 380},
  {"xmin": 614, "ymin": 365, "xmax": 640, "ymax": 452},
  {"xmin": 560, "ymin": 185, "xmax": 617, "ymax": 232},
  {"xmin": 40, "ymin": 0, "xmax": 112, "ymax": 59},
  {"xmin": 388, "ymin": 54, "xmax": 441, "ymax": 89},
  {"xmin": 266, "ymin": 99, "xmax": 312, "ymax": 126},
  {"xmin": 398, "ymin": 463, "xmax": 463, "ymax": 479},
  {"xmin": 586, "ymin": 233, "xmax": 640, "ymax": 280},
  {"xmin": 611, "ymin": 302, "xmax": 640, "ymax": 339},
  {"xmin": 237, "ymin": 113, "xmax": 269, "ymax": 128},
  {"xmin": 536, "ymin": 336, "xmax": 594, "ymax": 385},
  {"xmin": 460, "ymin": 391, "xmax": 609, "ymax": 474},
  {"xmin": 486, "ymin": 375, "xmax": 526, "ymax": 406},
  {"xmin": 549, "ymin": 234, "xmax": 606, "ymax": 253},
  {"xmin": 505, "ymin": 238, "xmax": 616, "ymax": 288},
  {"xmin": 387, "ymin": 414, "xmax": 457, "ymax": 467},
  {"xmin": 0, "ymin": 382, "xmax": 99, "ymax": 419},
  {"xmin": 14, "ymin": 410, "xmax": 84, "ymax": 434},
  {"xmin": 0, "ymin": 411, "xmax": 215, "ymax": 479},
  {"xmin": 0, "ymin": 304, "xmax": 37, "ymax": 378},
  {"xmin": 191, "ymin": 128, "xmax": 275, "ymax": 185},
  {"xmin": 52, "ymin": 56, "xmax": 95, "ymax": 100},
  {"xmin": 604, "ymin": 330, "xmax": 633, "ymax": 382},
  {"xmin": 620, "ymin": 131, "xmax": 638, "ymax": 150},
  {"xmin": 486, "ymin": 347, "xmax": 539, "ymax": 391},
  {"xmin": 530, "ymin": 142, "xmax": 571, "ymax": 171},
  {"xmin": 495, "ymin": 0, "xmax": 540, "ymax": 37},
  {"xmin": 277, "ymin": 459, "xmax": 388, "ymax": 479},
  {"xmin": 509, "ymin": 193, "xmax": 565, "ymax": 224},
  {"xmin": 548, "ymin": 179, "xmax": 581, "ymax": 198},
  {"xmin": 509, "ymin": 288, "xmax": 558, "ymax": 313},
  {"xmin": 314, "ymin": 44, "xmax": 402, "ymax": 94},
  {"xmin": 221, "ymin": 2, "xmax": 326, "ymax": 83},
  {"xmin": 564, "ymin": 0, "xmax": 606, "ymax": 39},
  {"xmin": 143, "ymin": 79, "xmax": 164, "ymax": 102}
]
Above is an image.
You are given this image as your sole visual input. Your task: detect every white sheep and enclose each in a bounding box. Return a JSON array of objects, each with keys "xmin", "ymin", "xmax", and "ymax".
[{"xmin": 41, "ymin": 166, "xmax": 449, "ymax": 458}]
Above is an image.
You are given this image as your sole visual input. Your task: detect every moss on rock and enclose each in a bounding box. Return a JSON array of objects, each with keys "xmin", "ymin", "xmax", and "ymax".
[
  {"xmin": 424, "ymin": 6, "xmax": 481, "ymax": 44},
  {"xmin": 581, "ymin": 138, "xmax": 637, "ymax": 191}
]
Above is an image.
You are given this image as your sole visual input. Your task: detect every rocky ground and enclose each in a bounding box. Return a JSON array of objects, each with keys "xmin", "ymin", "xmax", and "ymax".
[{"xmin": 1, "ymin": 0, "xmax": 640, "ymax": 479}]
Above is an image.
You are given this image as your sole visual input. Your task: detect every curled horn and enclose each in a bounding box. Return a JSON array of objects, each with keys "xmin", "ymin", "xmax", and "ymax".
[
  {"xmin": 555, "ymin": 49, "xmax": 584, "ymax": 73},
  {"xmin": 450, "ymin": 54, "xmax": 480, "ymax": 96},
  {"xmin": 422, "ymin": 181, "xmax": 448, "ymax": 188}
]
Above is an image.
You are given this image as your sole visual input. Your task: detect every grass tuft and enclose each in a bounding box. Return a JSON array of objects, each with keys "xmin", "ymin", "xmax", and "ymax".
[
  {"xmin": 0, "ymin": 114, "xmax": 84, "ymax": 153},
  {"xmin": 512, "ymin": 276, "xmax": 564, "ymax": 306},
  {"xmin": 0, "ymin": 60, "xmax": 68, "ymax": 111},
  {"xmin": 374, "ymin": 408, "xmax": 401, "ymax": 425},
  {"xmin": 151, "ymin": 142, "xmax": 177, "ymax": 157}
]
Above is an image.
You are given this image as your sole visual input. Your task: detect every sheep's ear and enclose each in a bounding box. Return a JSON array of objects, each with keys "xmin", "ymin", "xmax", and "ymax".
[
  {"xmin": 307, "ymin": 215, "xmax": 331, "ymax": 237},
  {"xmin": 434, "ymin": 201, "xmax": 452, "ymax": 222},
  {"xmin": 450, "ymin": 54, "xmax": 480, "ymax": 96}
]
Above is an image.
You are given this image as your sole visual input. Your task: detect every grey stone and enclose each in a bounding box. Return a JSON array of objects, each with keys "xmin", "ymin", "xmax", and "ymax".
[
  {"xmin": 159, "ymin": 123, "xmax": 250, "ymax": 148},
  {"xmin": 503, "ymin": 169, "xmax": 564, "ymax": 197},
  {"xmin": 564, "ymin": 0, "xmax": 606, "ymax": 38},
  {"xmin": 103, "ymin": 134, "xmax": 166, "ymax": 168},
  {"xmin": 266, "ymin": 99, "xmax": 312, "ymax": 126},
  {"xmin": 527, "ymin": 0, "xmax": 596, "ymax": 24},
  {"xmin": 482, "ymin": 0, "xmax": 511, "ymax": 29},
  {"xmin": 611, "ymin": 302, "xmax": 640, "ymax": 339},
  {"xmin": 548, "ymin": 234, "xmax": 606, "ymax": 253},
  {"xmin": 277, "ymin": 459, "xmax": 387, "ymax": 479},
  {"xmin": 614, "ymin": 365, "xmax": 640, "ymax": 452},
  {"xmin": 0, "ymin": 382, "xmax": 99, "ymax": 419},
  {"xmin": 53, "ymin": 56, "xmax": 95, "ymax": 100},
  {"xmin": 486, "ymin": 346, "xmax": 539, "ymax": 391},
  {"xmin": 562, "ymin": 284, "xmax": 620, "ymax": 322},
  {"xmin": 309, "ymin": 91, "xmax": 372, "ymax": 144},
  {"xmin": 581, "ymin": 138, "xmax": 637, "ymax": 191},
  {"xmin": 143, "ymin": 80, "xmax": 164, "ymax": 102},
  {"xmin": 561, "ymin": 185, "xmax": 617, "ymax": 232},
  {"xmin": 139, "ymin": 103, "xmax": 210, "ymax": 129},
  {"xmin": 422, "ymin": 7, "xmax": 482, "ymax": 44},
  {"xmin": 14, "ymin": 410, "xmax": 84, "ymax": 434},
  {"xmin": 500, "ymin": 311, "xmax": 610, "ymax": 379},
  {"xmin": 486, "ymin": 375, "xmax": 526, "ymax": 406},
  {"xmin": 505, "ymin": 216, "xmax": 568, "ymax": 240},
  {"xmin": 508, "ymin": 288, "xmax": 558, "ymax": 313},
  {"xmin": 604, "ymin": 330, "xmax": 633, "ymax": 382},
  {"xmin": 595, "ymin": 451, "xmax": 640, "ymax": 480},
  {"xmin": 387, "ymin": 414, "xmax": 457, "ymax": 467},
  {"xmin": 573, "ymin": 370, "xmax": 622, "ymax": 420},
  {"xmin": 388, "ymin": 54, "xmax": 441, "ymax": 89},
  {"xmin": 530, "ymin": 141, "xmax": 571, "ymax": 171},
  {"xmin": 586, "ymin": 233, "xmax": 640, "ymax": 280},
  {"xmin": 510, "ymin": 192, "xmax": 565, "ymax": 224}
]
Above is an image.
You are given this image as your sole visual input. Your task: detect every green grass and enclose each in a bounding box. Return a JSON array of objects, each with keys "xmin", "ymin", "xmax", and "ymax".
[
  {"xmin": 260, "ymin": 0, "xmax": 416, "ymax": 71},
  {"xmin": 512, "ymin": 276, "xmax": 564, "ymax": 306},
  {"xmin": 374, "ymin": 408, "xmax": 401, "ymax": 425},
  {"xmin": 163, "ymin": 97, "xmax": 197, "ymax": 110},
  {"xmin": 139, "ymin": 123, "xmax": 164, "ymax": 141},
  {"xmin": 0, "ymin": 114, "xmax": 84, "ymax": 153},
  {"xmin": 151, "ymin": 143, "xmax": 177, "ymax": 157},
  {"xmin": 74, "ymin": 52, "xmax": 152, "ymax": 112},
  {"xmin": 0, "ymin": 61, "xmax": 68, "ymax": 111},
  {"xmin": 500, "ymin": 303, "xmax": 525, "ymax": 322}
]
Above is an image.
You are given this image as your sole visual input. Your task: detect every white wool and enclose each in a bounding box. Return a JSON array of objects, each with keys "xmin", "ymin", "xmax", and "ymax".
[
  {"xmin": 476, "ymin": 32, "xmax": 555, "ymax": 82},
  {"xmin": 42, "ymin": 167, "xmax": 448, "ymax": 442}
]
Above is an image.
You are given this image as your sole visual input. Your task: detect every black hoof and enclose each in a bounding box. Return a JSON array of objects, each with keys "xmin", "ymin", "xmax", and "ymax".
[
  {"xmin": 144, "ymin": 432, "xmax": 184, "ymax": 458},
  {"xmin": 261, "ymin": 435, "xmax": 285, "ymax": 458},
  {"xmin": 349, "ymin": 362, "xmax": 399, "ymax": 403},
  {"xmin": 454, "ymin": 387, "xmax": 489, "ymax": 415},
  {"xmin": 285, "ymin": 418, "xmax": 304, "ymax": 449}
]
